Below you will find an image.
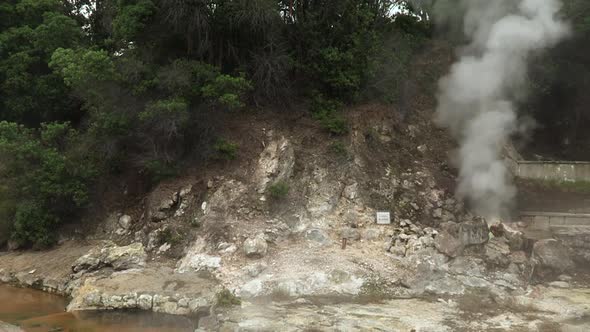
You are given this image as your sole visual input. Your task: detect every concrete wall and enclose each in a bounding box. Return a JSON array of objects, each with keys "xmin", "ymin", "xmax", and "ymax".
[
  {"xmin": 515, "ymin": 161, "xmax": 590, "ymax": 182},
  {"xmin": 519, "ymin": 211, "xmax": 590, "ymax": 229}
]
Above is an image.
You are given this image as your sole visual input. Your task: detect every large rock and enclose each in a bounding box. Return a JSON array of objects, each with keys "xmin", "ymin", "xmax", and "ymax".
[
  {"xmin": 485, "ymin": 238, "xmax": 511, "ymax": 267},
  {"xmin": 177, "ymin": 237, "xmax": 221, "ymax": 272},
  {"xmin": 532, "ymin": 239, "xmax": 574, "ymax": 275},
  {"xmin": 455, "ymin": 217, "xmax": 489, "ymax": 245},
  {"xmin": 73, "ymin": 242, "xmax": 147, "ymax": 272},
  {"xmin": 434, "ymin": 231, "xmax": 464, "ymax": 258},
  {"xmin": 244, "ymin": 234, "xmax": 268, "ymax": 258},
  {"xmin": 435, "ymin": 218, "xmax": 489, "ymax": 257}
]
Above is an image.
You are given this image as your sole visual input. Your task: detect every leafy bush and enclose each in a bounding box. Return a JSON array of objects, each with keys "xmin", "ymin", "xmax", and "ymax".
[
  {"xmin": 329, "ymin": 141, "xmax": 348, "ymax": 157},
  {"xmin": 213, "ymin": 139, "xmax": 239, "ymax": 160},
  {"xmin": 143, "ymin": 159, "xmax": 179, "ymax": 184},
  {"xmin": 216, "ymin": 289, "xmax": 241, "ymax": 307},
  {"xmin": 310, "ymin": 94, "xmax": 348, "ymax": 135},
  {"xmin": 0, "ymin": 121, "xmax": 96, "ymax": 247},
  {"xmin": 202, "ymin": 74, "xmax": 253, "ymax": 110},
  {"xmin": 268, "ymin": 181, "xmax": 290, "ymax": 199},
  {"xmin": 157, "ymin": 227, "xmax": 182, "ymax": 246}
]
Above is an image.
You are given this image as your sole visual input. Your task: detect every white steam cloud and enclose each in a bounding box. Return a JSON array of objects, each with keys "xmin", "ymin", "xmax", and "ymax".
[{"xmin": 434, "ymin": 0, "xmax": 568, "ymax": 218}]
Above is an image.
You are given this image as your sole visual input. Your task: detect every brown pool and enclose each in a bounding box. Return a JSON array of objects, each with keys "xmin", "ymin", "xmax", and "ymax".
[{"xmin": 0, "ymin": 285, "xmax": 196, "ymax": 331}]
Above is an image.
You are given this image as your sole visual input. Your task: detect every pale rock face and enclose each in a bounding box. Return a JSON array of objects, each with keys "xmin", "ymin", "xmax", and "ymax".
[
  {"xmin": 72, "ymin": 242, "xmax": 147, "ymax": 272},
  {"xmin": 254, "ymin": 136, "xmax": 295, "ymax": 194},
  {"xmin": 177, "ymin": 254, "xmax": 221, "ymax": 273},
  {"xmin": 243, "ymin": 233, "xmax": 268, "ymax": 258},
  {"xmin": 176, "ymin": 238, "xmax": 221, "ymax": 272}
]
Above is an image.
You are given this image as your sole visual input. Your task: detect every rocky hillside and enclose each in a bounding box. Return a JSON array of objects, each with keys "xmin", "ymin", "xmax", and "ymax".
[{"xmin": 1, "ymin": 40, "xmax": 589, "ymax": 331}]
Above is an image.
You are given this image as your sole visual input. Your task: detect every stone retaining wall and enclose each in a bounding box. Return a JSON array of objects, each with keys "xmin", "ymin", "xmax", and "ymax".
[
  {"xmin": 519, "ymin": 211, "xmax": 590, "ymax": 229},
  {"xmin": 515, "ymin": 161, "xmax": 590, "ymax": 182}
]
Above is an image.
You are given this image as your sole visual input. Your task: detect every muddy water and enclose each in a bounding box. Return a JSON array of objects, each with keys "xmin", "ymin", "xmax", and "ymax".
[{"xmin": 0, "ymin": 285, "xmax": 195, "ymax": 332}]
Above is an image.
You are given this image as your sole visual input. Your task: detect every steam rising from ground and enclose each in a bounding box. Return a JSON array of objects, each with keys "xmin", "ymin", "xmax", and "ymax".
[{"xmin": 433, "ymin": 0, "xmax": 568, "ymax": 219}]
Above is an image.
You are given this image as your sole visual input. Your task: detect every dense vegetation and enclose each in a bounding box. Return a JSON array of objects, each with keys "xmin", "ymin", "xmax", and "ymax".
[
  {"xmin": 524, "ymin": 0, "xmax": 590, "ymax": 160},
  {"xmin": 0, "ymin": 0, "xmax": 431, "ymax": 248}
]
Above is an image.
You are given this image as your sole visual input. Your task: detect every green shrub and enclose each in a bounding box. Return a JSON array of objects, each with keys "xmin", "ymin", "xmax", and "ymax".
[
  {"xmin": 213, "ymin": 139, "xmax": 238, "ymax": 160},
  {"xmin": 310, "ymin": 94, "xmax": 348, "ymax": 135},
  {"xmin": 157, "ymin": 228, "xmax": 182, "ymax": 246},
  {"xmin": 11, "ymin": 202, "xmax": 58, "ymax": 248},
  {"xmin": 329, "ymin": 141, "xmax": 348, "ymax": 157},
  {"xmin": 202, "ymin": 74, "xmax": 253, "ymax": 110},
  {"xmin": 216, "ymin": 289, "xmax": 241, "ymax": 307},
  {"xmin": 143, "ymin": 159, "xmax": 179, "ymax": 184},
  {"xmin": 268, "ymin": 181, "xmax": 289, "ymax": 199},
  {"xmin": 0, "ymin": 121, "xmax": 96, "ymax": 247}
]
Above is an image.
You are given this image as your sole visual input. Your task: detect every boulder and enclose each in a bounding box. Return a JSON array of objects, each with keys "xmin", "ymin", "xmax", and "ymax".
[
  {"xmin": 532, "ymin": 239, "xmax": 574, "ymax": 275},
  {"xmin": 244, "ymin": 233, "xmax": 268, "ymax": 258},
  {"xmin": 305, "ymin": 229, "xmax": 331, "ymax": 246},
  {"xmin": 484, "ymin": 238, "xmax": 511, "ymax": 267},
  {"xmin": 73, "ymin": 242, "xmax": 147, "ymax": 272},
  {"xmin": 500, "ymin": 223, "xmax": 525, "ymax": 251},
  {"xmin": 435, "ymin": 218, "xmax": 489, "ymax": 257},
  {"xmin": 434, "ymin": 231, "xmax": 464, "ymax": 258},
  {"xmin": 456, "ymin": 217, "xmax": 489, "ymax": 246}
]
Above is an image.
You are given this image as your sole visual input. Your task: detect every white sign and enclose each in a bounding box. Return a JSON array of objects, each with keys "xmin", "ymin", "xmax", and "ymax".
[{"xmin": 376, "ymin": 211, "xmax": 391, "ymax": 225}]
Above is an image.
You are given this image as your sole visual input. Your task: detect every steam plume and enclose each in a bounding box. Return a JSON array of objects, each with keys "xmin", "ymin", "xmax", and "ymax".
[{"xmin": 434, "ymin": 0, "xmax": 568, "ymax": 218}]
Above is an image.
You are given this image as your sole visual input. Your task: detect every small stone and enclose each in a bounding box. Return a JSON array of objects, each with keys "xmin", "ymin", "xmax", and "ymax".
[
  {"xmin": 243, "ymin": 233, "xmax": 268, "ymax": 258},
  {"xmin": 432, "ymin": 208, "xmax": 443, "ymax": 219},
  {"xmin": 362, "ymin": 228, "xmax": 382, "ymax": 241},
  {"xmin": 509, "ymin": 251, "xmax": 528, "ymax": 264},
  {"xmin": 548, "ymin": 281, "xmax": 570, "ymax": 289},
  {"xmin": 558, "ymin": 274, "xmax": 572, "ymax": 282},
  {"xmin": 157, "ymin": 243, "xmax": 171, "ymax": 254},
  {"xmin": 118, "ymin": 215, "xmax": 132, "ymax": 230},
  {"xmin": 305, "ymin": 229, "xmax": 331, "ymax": 246},
  {"xmin": 179, "ymin": 185, "xmax": 192, "ymax": 198},
  {"xmin": 340, "ymin": 227, "xmax": 361, "ymax": 241},
  {"xmin": 399, "ymin": 233, "xmax": 410, "ymax": 241},
  {"xmin": 178, "ymin": 298, "xmax": 190, "ymax": 308},
  {"xmin": 417, "ymin": 145, "xmax": 427, "ymax": 153},
  {"xmin": 189, "ymin": 298, "xmax": 209, "ymax": 312},
  {"xmin": 138, "ymin": 294, "xmax": 153, "ymax": 310},
  {"xmin": 243, "ymin": 263, "xmax": 268, "ymax": 278}
]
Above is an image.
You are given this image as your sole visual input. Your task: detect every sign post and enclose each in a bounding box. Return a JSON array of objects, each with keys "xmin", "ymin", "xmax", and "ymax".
[{"xmin": 376, "ymin": 211, "xmax": 391, "ymax": 225}]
